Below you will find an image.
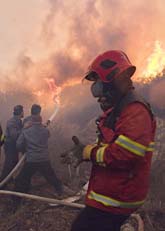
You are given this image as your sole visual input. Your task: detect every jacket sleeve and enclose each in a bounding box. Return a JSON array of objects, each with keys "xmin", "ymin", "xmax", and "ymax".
[
  {"xmin": 16, "ymin": 132, "xmax": 26, "ymax": 152},
  {"xmin": 91, "ymin": 103, "xmax": 154, "ymax": 168}
]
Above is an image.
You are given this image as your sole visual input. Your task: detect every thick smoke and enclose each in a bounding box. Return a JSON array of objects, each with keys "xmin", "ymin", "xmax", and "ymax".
[
  {"xmin": 137, "ymin": 74, "xmax": 165, "ymax": 118},
  {"xmin": 0, "ymin": 0, "xmax": 164, "ymax": 135},
  {"xmin": 42, "ymin": 0, "xmax": 165, "ymax": 77}
]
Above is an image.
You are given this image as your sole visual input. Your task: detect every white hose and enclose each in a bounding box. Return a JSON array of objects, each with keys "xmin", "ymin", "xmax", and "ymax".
[
  {"xmin": 48, "ymin": 105, "xmax": 59, "ymax": 122},
  {"xmin": 0, "ymin": 104, "xmax": 59, "ymax": 188},
  {"xmin": 0, "ymin": 155, "xmax": 25, "ymax": 188},
  {"xmin": 0, "ymin": 190, "xmax": 85, "ymax": 209}
]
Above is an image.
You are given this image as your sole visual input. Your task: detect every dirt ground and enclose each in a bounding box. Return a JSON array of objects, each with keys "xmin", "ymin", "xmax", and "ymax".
[
  {"xmin": 0, "ymin": 178, "xmax": 80, "ymax": 231},
  {"xmin": 0, "ymin": 179, "xmax": 165, "ymax": 231},
  {"xmin": 0, "ymin": 197, "xmax": 79, "ymax": 231},
  {"xmin": 1, "ymin": 140, "xmax": 165, "ymax": 231}
]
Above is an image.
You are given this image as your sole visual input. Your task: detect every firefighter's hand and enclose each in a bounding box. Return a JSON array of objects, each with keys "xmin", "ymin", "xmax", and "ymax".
[{"xmin": 82, "ymin": 144, "xmax": 98, "ymax": 161}]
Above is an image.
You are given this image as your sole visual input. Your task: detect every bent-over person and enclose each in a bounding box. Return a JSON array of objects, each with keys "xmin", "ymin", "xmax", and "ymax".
[{"xmin": 13, "ymin": 114, "xmax": 63, "ymax": 208}]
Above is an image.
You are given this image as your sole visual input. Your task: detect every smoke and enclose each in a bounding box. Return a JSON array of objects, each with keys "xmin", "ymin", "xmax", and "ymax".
[
  {"xmin": 138, "ymin": 74, "xmax": 165, "ymax": 118},
  {"xmin": 42, "ymin": 0, "xmax": 165, "ymax": 76},
  {"xmin": 0, "ymin": 0, "xmax": 164, "ymax": 132}
]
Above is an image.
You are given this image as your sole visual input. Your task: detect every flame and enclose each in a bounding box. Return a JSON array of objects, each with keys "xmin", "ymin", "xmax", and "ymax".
[
  {"xmin": 69, "ymin": 46, "xmax": 82, "ymax": 60},
  {"xmin": 62, "ymin": 78, "xmax": 81, "ymax": 88},
  {"xmin": 44, "ymin": 78, "xmax": 80, "ymax": 105},
  {"xmin": 35, "ymin": 78, "xmax": 81, "ymax": 108},
  {"xmin": 33, "ymin": 90, "xmax": 43, "ymax": 97},
  {"xmin": 0, "ymin": 0, "xmax": 165, "ymax": 114},
  {"xmin": 142, "ymin": 41, "xmax": 165, "ymax": 82},
  {"xmin": 45, "ymin": 78, "xmax": 62, "ymax": 105}
]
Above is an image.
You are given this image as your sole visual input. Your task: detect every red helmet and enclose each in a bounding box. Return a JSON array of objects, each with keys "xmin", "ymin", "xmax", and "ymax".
[{"xmin": 85, "ymin": 50, "xmax": 136, "ymax": 83}]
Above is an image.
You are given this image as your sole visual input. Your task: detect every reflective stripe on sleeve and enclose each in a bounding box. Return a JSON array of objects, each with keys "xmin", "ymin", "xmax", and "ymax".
[
  {"xmin": 1, "ymin": 134, "xmax": 5, "ymax": 142},
  {"xmin": 96, "ymin": 144, "xmax": 108, "ymax": 163},
  {"xmin": 83, "ymin": 144, "xmax": 97, "ymax": 160},
  {"xmin": 88, "ymin": 190, "xmax": 145, "ymax": 209},
  {"xmin": 115, "ymin": 135, "xmax": 149, "ymax": 157}
]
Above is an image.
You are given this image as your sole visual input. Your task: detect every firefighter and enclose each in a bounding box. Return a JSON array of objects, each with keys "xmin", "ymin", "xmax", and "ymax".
[
  {"xmin": 13, "ymin": 113, "xmax": 63, "ymax": 208},
  {"xmin": 23, "ymin": 104, "xmax": 41, "ymax": 127},
  {"xmin": 71, "ymin": 50, "xmax": 156, "ymax": 231},
  {"xmin": 0, "ymin": 105, "xmax": 24, "ymax": 183}
]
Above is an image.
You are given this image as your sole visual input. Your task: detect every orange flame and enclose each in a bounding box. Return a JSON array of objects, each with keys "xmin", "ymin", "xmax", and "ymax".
[
  {"xmin": 42, "ymin": 78, "xmax": 81, "ymax": 107},
  {"xmin": 141, "ymin": 41, "xmax": 165, "ymax": 82},
  {"xmin": 45, "ymin": 78, "xmax": 62, "ymax": 105}
]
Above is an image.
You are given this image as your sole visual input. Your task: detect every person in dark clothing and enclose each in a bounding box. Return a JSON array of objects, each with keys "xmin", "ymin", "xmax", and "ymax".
[
  {"xmin": 72, "ymin": 206, "xmax": 129, "ymax": 231},
  {"xmin": 23, "ymin": 104, "xmax": 41, "ymax": 127},
  {"xmin": 0, "ymin": 105, "xmax": 24, "ymax": 182},
  {"xmin": 13, "ymin": 114, "xmax": 63, "ymax": 207}
]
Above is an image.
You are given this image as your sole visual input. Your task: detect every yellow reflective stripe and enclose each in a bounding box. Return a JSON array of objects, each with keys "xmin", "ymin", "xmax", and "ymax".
[
  {"xmin": 115, "ymin": 135, "xmax": 148, "ymax": 157},
  {"xmin": 88, "ymin": 191, "xmax": 145, "ymax": 209},
  {"xmin": 96, "ymin": 145, "xmax": 108, "ymax": 163},
  {"xmin": 83, "ymin": 144, "xmax": 98, "ymax": 160},
  {"xmin": 1, "ymin": 134, "xmax": 5, "ymax": 142},
  {"xmin": 146, "ymin": 142, "xmax": 155, "ymax": 152}
]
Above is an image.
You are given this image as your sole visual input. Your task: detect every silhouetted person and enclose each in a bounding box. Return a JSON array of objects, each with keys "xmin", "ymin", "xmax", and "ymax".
[
  {"xmin": 0, "ymin": 105, "xmax": 24, "ymax": 183},
  {"xmin": 23, "ymin": 104, "xmax": 41, "ymax": 128},
  {"xmin": 13, "ymin": 114, "xmax": 63, "ymax": 208}
]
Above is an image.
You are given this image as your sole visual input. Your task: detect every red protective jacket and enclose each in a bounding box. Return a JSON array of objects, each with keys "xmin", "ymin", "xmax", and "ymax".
[{"xmin": 85, "ymin": 91, "xmax": 156, "ymax": 215}]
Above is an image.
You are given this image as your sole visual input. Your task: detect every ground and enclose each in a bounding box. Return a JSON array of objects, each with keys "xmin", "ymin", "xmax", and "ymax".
[
  {"xmin": 0, "ymin": 123, "xmax": 165, "ymax": 231},
  {"xmin": 0, "ymin": 177, "xmax": 80, "ymax": 231},
  {"xmin": 0, "ymin": 197, "xmax": 79, "ymax": 231},
  {"xmin": 0, "ymin": 179, "xmax": 165, "ymax": 231}
]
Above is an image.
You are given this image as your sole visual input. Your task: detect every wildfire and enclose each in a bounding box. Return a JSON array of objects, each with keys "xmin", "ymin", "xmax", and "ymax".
[
  {"xmin": 31, "ymin": 77, "xmax": 81, "ymax": 110},
  {"xmin": 44, "ymin": 78, "xmax": 81, "ymax": 105},
  {"xmin": 34, "ymin": 40, "xmax": 165, "ymax": 108},
  {"xmin": 62, "ymin": 78, "xmax": 81, "ymax": 88},
  {"xmin": 142, "ymin": 41, "xmax": 165, "ymax": 82},
  {"xmin": 0, "ymin": 0, "xmax": 165, "ymax": 120},
  {"xmin": 45, "ymin": 78, "xmax": 62, "ymax": 105}
]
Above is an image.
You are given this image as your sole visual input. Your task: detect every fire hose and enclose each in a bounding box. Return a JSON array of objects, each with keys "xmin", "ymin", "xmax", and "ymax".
[
  {"xmin": 0, "ymin": 190, "xmax": 85, "ymax": 209},
  {"xmin": 0, "ymin": 155, "xmax": 25, "ymax": 188},
  {"xmin": 0, "ymin": 105, "xmax": 59, "ymax": 189},
  {"xmin": 0, "ymin": 106, "xmax": 84, "ymax": 208},
  {"xmin": 0, "ymin": 105, "xmax": 87, "ymax": 208}
]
